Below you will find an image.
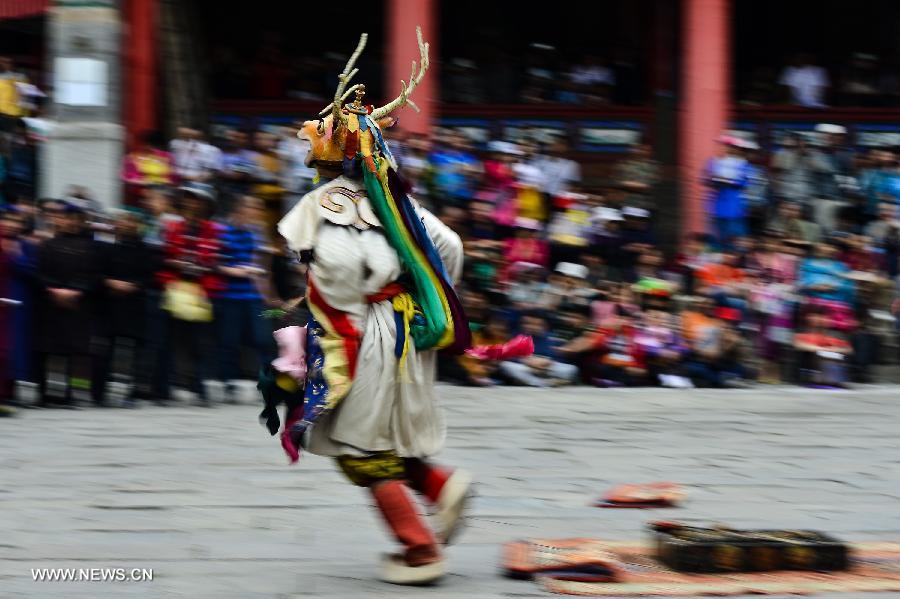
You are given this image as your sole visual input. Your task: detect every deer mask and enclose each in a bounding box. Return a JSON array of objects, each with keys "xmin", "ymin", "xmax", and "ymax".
[{"xmin": 298, "ymin": 27, "xmax": 429, "ymax": 173}]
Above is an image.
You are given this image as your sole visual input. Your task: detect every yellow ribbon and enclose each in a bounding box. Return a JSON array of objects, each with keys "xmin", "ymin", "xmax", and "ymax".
[{"xmin": 392, "ymin": 292, "xmax": 417, "ymax": 379}]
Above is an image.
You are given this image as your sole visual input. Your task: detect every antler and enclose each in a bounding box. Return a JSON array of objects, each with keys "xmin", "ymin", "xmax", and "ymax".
[
  {"xmin": 370, "ymin": 26, "xmax": 429, "ymax": 120},
  {"xmin": 323, "ymin": 33, "xmax": 368, "ymax": 123}
]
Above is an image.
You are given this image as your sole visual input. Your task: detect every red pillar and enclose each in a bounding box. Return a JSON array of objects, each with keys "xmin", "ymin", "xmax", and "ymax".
[
  {"xmin": 680, "ymin": 0, "xmax": 730, "ymax": 238},
  {"xmin": 124, "ymin": 0, "xmax": 157, "ymax": 146},
  {"xmin": 385, "ymin": 0, "xmax": 437, "ymax": 135}
]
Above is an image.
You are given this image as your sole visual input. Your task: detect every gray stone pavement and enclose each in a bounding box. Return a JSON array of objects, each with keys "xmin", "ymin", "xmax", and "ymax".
[{"xmin": 3, "ymin": 384, "xmax": 900, "ymax": 598}]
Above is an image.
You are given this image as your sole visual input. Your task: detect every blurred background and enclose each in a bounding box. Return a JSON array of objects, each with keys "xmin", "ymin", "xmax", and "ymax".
[{"xmin": 2, "ymin": 0, "xmax": 900, "ymax": 412}]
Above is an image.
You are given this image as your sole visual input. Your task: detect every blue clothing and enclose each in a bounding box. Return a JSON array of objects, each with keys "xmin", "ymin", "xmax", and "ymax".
[
  {"xmin": 214, "ymin": 297, "xmax": 271, "ymax": 384},
  {"xmin": 704, "ymin": 156, "xmax": 751, "ymax": 218},
  {"xmin": 10, "ymin": 240, "xmax": 37, "ymax": 381},
  {"xmin": 714, "ymin": 217, "xmax": 748, "ymax": 249},
  {"xmin": 218, "ymin": 224, "xmax": 262, "ymax": 300},
  {"xmin": 798, "ymin": 258, "xmax": 855, "ymax": 303},
  {"xmin": 429, "ymin": 149, "xmax": 478, "ymax": 201}
]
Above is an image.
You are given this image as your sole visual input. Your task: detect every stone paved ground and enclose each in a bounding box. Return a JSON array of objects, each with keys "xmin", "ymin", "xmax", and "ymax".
[{"xmin": 3, "ymin": 384, "xmax": 900, "ymax": 598}]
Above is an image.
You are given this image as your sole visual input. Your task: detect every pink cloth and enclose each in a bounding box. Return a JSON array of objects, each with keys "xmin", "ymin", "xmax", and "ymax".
[
  {"xmin": 271, "ymin": 326, "xmax": 308, "ymax": 384},
  {"xmin": 465, "ymin": 335, "xmax": 534, "ymax": 361}
]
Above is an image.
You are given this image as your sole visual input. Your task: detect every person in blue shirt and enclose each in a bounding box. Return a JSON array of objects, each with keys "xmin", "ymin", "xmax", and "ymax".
[
  {"xmin": 703, "ymin": 137, "xmax": 751, "ymax": 249},
  {"xmin": 428, "ymin": 131, "xmax": 480, "ymax": 207},
  {"xmin": 215, "ymin": 195, "xmax": 271, "ymax": 402},
  {"xmin": 798, "ymin": 241, "xmax": 855, "ymax": 304}
]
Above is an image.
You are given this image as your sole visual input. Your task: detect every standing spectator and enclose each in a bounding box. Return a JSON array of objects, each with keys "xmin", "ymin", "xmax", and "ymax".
[
  {"xmin": 36, "ymin": 201, "xmax": 101, "ymax": 406},
  {"xmin": 779, "ymin": 53, "xmax": 830, "ymax": 108},
  {"xmin": 1, "ymin": 208, "xmax": 38, "ymax": 389},
  {"xmin": 736, "ymin": 140, "xmax": 771, "ymax": 235},
  {"xmin": 218, "ymin": 129, "xmax": 259, "ymax": 211},
  {"xmin": 612, "ymin": 143, "xmax": 660, "ymax": 211},
  {"xmin": 499, "ymin": 311, "xmax": 579, "ymax": 387},
  {"xmin": 429, "ymin": 130, "xmax": 480, "ymax": 207},
  {"xmin": 0, "ymin": 226, "xmax": 13, "ymax": 415},
  {"xmin": 215, "ymin": 196, "xmax": 271, "ymax": 403},
  {"xmin": 5, "ymin": 120, "xmax": 37, "ymax": 203},
  {"xmin": 170, "ymin": 127, "xmax": 222, "ymax": 184},
  {"xmin": 157, "ymin": 183, "xmax": 222, "ymax": 406},
  {"xmin": 812, "ymin": 124, "xmax": 855, "ymax": 231},
  {"xmin": 533, "ymin": 137, "xmax": 581, "ymax": 199},
  {"xmin": 703, "ymin": 136, "xmax": 751, "ymax": 248},
  {"xmin": 0, "ymin": 57, "xmax": 26, "ymax": 142},
  {"xmin": 771, "ymin": 132, "xmax": 826, "ymax": 207},
  {"xmin": 278, "ymin": 122, "xmax": 316, "ymax": 211},
  {"xmin": 122, "ymin": 131, "xmax": 174, "ymax": 204},
  {"xmin": 252, "ymin": 131, "xmax": 287, "ymax": 238},
  {"xmin": 93, "ymin": 210, "xmax": 155, "ymax": 407}
]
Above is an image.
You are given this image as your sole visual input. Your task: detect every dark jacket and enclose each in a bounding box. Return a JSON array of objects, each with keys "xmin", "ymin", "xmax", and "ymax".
[
  {"xmin": 97, "ymin": 237, "xmax": 157, "ymax": 339},
  {"xmin": 37, "ymin": 232, "xmax": 101, "ymax": 354}
]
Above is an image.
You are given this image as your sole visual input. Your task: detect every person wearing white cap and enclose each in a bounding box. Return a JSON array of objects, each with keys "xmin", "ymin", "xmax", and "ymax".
[
  {"xmin": 703, "ymin": 134, "xmax": 752, "ymax": 248},
  {"xmin": 812, "ymin": 122, "xmax": 855, "ymax": 231}
]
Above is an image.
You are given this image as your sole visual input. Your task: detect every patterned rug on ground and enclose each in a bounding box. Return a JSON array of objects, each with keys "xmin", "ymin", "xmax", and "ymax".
[{"xmin": 536, "ymin": 541, "xmax": 900, "ymax": 596}]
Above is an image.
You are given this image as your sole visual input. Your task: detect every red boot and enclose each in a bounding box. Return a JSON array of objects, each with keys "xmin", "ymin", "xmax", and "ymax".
[
  {"xmin": 405, "ymin": 461, "xmax": 473, "ymax": 545},
  {"xmin": 371, "ymin": 479, "xmax": 445, "ymax": 585}
]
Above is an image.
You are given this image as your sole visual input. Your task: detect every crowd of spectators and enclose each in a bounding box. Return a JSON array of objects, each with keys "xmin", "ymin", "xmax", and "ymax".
[{"xmin": 3, "ymin": 115, "xmax": 900, "ymax": 416}]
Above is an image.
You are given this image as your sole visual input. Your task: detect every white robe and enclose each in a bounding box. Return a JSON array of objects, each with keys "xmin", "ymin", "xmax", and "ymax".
[{"xmin": 278, "ymin": 175, "xmax": 463, "ymax": 458}]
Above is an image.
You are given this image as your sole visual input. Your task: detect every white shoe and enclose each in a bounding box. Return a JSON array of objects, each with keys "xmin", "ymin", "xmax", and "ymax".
[
  {"xmin": 434, "ymin": 469, "xmax": 473, "ymax": 545},
  {"xmin": 380, "ymin": 553, "xmax": 446, "ymax": 585}
]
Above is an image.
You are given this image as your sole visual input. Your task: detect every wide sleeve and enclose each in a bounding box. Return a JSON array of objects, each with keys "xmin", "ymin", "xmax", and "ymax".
[{"xmin": 419, "ymin": 207, "xmax": 464, "ymax": 284}]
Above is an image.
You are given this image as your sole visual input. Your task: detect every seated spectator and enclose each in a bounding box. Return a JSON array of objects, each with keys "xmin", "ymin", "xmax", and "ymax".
[
  {"xmin": 533, "ymin": 137, "xmax": 581, "ymax": 198},
  {"xmin": 590, "ymin": 309, "xmax": 646, "ymax": 387},
  {"xmin": 633, "ymin": 300, "xmax": 690, "ymax": 387},
  {"xmin": 592, "ymin": 282, "xmax": 639, "ymax": 327},
  {"xmin": 546, "ymin": 261, "xmax": 596, "ymax": 310},
  {"xmin": 619, "ymin": 206, "xmax": 656, "ymax": 276},
  {"xmin": 794, "ymin": 307, "xmax": 852, "ymax": 388},
  {"xmin": 457, "ymin": 312, "xmax": 511, "ymax": 386},
  {"xmin": 430, "ymin": 131, "xmax": 480, "ymax": 208},
  {"xmin": 499, "ymin": 310, "xmax": 579, "ymax": 387},
  {"xmin": 468, "ymin": 200, "xmax": 498, "ymax": 242},
  {"xmin": 798, "ymin": 241, "xmax": 854, "ymax": 303},
  {"xmin": 512, "ymin": 145, "xmax": 548, "ymax": 222},
  {"xmin": 507, "ymin": 262, "xmax": 552, "ymax": 312},
  {"xmin": 550, "ymin": 302, "xmax": 598, "ymax": 379},
  {"xmin": 612, "ymin": 143, "xmax": 660, "ymax": 211},
  {"xmin": 548, "ymin": 192, "xmax": 596, "ymax": 265},
  {"xmin": 768, "ymin": 201, "xmax": 822, "ymax": 244},
  {"xmin": 502, "ymin": 218, "xmax": 548, "ymax": 281},
  {"xmin": 680, "ymin": 296, "xmax": 752, "ymax": 387}
]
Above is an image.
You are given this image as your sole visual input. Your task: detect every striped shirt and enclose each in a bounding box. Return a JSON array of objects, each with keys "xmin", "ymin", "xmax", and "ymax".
[{"xmin": 219, "ymin": 224, "xmax": 262, "ymax": 300}]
